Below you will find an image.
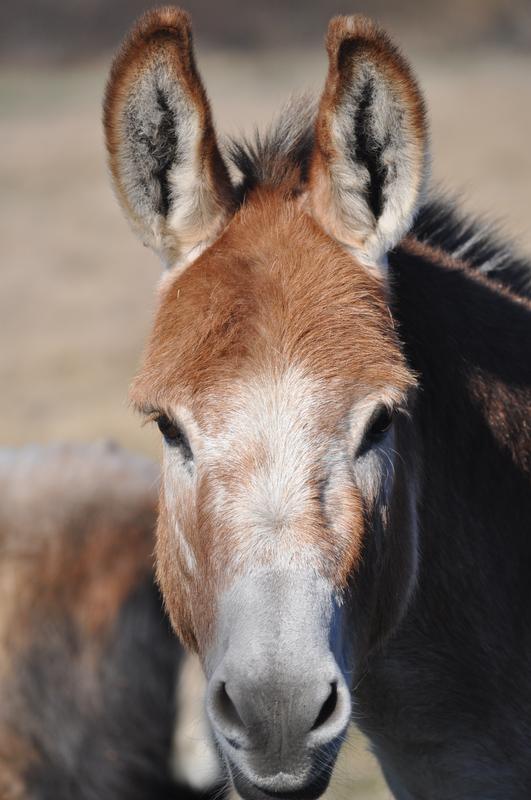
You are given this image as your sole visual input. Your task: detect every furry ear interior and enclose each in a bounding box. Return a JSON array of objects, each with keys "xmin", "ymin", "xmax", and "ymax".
[
  {"xmin": 103, "ymin": 7, "xmax": 234, "ymax": 269},
  {"xmin": 308, "ymin": 16, "xmax": 429, "ymax": 272}
]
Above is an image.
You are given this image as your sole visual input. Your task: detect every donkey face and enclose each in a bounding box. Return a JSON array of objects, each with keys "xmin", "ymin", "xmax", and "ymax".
[{"xmin": 105, "ymin": 9, "xmax": 427, "ymax": 799}]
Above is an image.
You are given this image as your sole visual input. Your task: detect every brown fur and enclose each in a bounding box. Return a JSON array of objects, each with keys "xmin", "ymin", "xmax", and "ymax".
[
  {"xmin": 0, "ymin": 443, "xmax": 161, "ymax": 788},
  {"xmin": 132, "ymin": 191, "xmax": 413, "ymax": 405},
  {"xmin": 0, "ymin": 443, "xmax": 157, "ymax": 657},
  {"xmin": 0, "ymin": 731, "xmax": 35, "ymax": 800},
  {"xmin": 131, "ymin": 189, "xmax": 415, "ymax": 649}
]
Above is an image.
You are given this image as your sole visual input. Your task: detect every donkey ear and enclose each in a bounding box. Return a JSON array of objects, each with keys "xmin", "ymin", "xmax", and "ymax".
[
  {"xmin": 308, "ymin": 16, "xmax": 429, "ymax": 272},
  {"xmin": 103, "ymin": 7, "xmax": 234, "ymax": 270}
]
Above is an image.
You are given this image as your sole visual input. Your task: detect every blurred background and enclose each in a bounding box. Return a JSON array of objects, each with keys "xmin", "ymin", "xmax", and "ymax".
[{"xmin": 1, "ymin": 1, "xmax": 530, "ymax": 797}]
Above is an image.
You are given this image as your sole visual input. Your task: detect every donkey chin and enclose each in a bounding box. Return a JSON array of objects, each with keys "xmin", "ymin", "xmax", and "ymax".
[{"xmin": 203, "ymin": 570, "xmax": 353, "ymax": 800}]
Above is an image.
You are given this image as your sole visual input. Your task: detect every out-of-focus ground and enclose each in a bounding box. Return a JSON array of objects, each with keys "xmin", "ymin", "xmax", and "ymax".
[{"xmin": 0, "ymin": 8, "xmax": 530, "ymax": 798}]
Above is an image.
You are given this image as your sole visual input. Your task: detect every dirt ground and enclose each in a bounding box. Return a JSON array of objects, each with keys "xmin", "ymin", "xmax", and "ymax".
[{"xmin": 1, "ymin": 42, "xmax": 530, "ymax": 799}]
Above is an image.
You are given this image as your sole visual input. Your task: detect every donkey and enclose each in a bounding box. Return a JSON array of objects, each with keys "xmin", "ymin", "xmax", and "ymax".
[
  {"xmin": 0, "ymin": 442, "xmax": 220, "ymax": 800},
  {"xmin": 104, "ymin": 8, "xmax": 531, "ymax": 800}
]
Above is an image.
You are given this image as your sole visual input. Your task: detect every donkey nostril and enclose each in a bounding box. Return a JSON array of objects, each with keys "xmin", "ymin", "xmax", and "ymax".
[
  {"xmin": 311, "ymin": 681, "xmax": 338, "ymax": 731},
  {"xmin": 215, "ymin": 682, "xmax": 246, "ymax": 732}
]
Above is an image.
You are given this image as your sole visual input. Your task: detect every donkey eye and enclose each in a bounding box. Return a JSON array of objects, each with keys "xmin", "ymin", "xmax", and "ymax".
[
  {"xmin": 369, "ymin": 406, "xmax": 394, "ymax": 440},
  {"xmin": 156, "ymin": 414, "xmax": 193, "ymax": 459},
  {"xmin": 358, "ymin": 406, "xmax": 394, "ymax": 456}
]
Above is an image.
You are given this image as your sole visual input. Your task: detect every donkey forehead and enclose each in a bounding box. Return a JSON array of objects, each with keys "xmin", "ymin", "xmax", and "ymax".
[{"xmin": 133, "ymin": 196, "xmax": 414, "ymax": 415}]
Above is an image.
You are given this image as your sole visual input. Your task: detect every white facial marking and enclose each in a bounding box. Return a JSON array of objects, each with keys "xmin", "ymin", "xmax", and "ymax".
[
  {"xmin": 163, "ymin": 462, "xmax": 197, "ymax": 574},
  {"xmin": 203, "ymin": 366, "xmax": 330, "ymax": 571},
  {"xmin": 160, "ymin": 373, "xmax": 406, "ymax": 579}
]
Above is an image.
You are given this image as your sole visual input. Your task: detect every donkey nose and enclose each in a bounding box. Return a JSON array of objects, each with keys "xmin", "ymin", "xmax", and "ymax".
[
  {"xmin": 208, "ymin": 669, "xmax": 350, "ymax": 756},
  {"xmin": 205, "ymin": 570, "xmax": 351, "ymax": 794}
]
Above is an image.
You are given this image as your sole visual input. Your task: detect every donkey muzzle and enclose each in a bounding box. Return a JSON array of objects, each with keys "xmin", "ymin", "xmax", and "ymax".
[{"xmin": 205, "ymin": 570, "xmax": 352, "ymax": 799}]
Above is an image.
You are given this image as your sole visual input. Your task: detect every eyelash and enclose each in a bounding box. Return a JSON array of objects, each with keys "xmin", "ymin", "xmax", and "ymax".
[
  {"xmin": 154, "ymin": 414, "xmax": 194, "ymax": 460},
  {"xmin": 147, "ymin": 405, "xmax": 394, "ymax": 463},
  {"xmin": 357, "ymin": 406, "xmax": 394, "ymax": 457}
]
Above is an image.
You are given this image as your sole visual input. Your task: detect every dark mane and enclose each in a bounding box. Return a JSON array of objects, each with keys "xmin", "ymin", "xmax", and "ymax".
[
  {"xmin": 227, "ymin": 95, "xmax": 316, "ymax": 196},
  {"xmin": 227, "ymin": 103, "xmax": 531, "ymax": 300},
  {"xmin": 412, "ymin": 198, "xmax": 531, "ymax": 299}
]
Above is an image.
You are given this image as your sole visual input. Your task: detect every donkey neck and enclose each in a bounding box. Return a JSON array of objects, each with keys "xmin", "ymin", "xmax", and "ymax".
[
  {"xmin": 356, "ymin": 238, "xmax": 531, "ymax": 799},
  {"xmin": 394, "ymin": 237, "xmax": 531, "ymax": 565}
]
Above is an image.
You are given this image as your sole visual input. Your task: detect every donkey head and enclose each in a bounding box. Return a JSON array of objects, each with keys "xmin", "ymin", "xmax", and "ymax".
[{"xmin": 104, "ymin": 9, "xmax": 427, "ymax": 799}]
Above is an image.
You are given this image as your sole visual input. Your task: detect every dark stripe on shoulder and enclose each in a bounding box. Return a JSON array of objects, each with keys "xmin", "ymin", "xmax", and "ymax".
[{"xmin": 412, "ymin": 197, "xmax": 531, "ymax": 299}]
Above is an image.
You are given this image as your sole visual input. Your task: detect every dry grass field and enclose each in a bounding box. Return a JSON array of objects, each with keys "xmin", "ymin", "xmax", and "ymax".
[{"xmin": 1, "ymin": 39, "xmax": 530, "ymax": 799}]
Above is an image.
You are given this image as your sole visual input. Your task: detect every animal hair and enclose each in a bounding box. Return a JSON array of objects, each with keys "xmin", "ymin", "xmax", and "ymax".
[
  {"xmin": 227, "ymin": 102, "xmax": 531, "ymax": 296},
  {"xmin": 411, "ymin": 197, "xmax": 531, "ymax": 299},
  {"xmin": 226, "ymin": 94, "xmax": 317, "ymax": 196},
  {"xmin": 0, "ymin": 443, "xmax": 220, "ymax": 800}
]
